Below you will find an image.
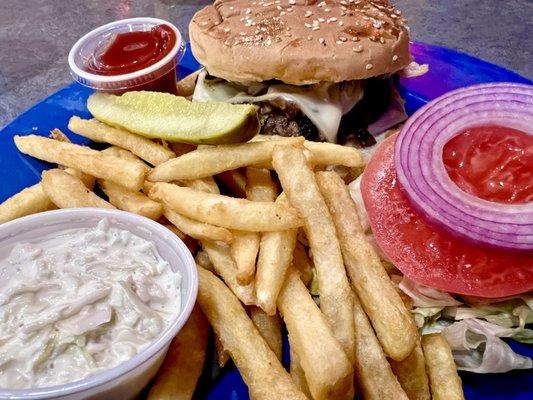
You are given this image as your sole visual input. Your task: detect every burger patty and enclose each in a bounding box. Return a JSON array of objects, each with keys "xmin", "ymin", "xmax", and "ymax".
[{"xmin": 257, "ymin": 77, "xmax": 394, "ymax": 148}]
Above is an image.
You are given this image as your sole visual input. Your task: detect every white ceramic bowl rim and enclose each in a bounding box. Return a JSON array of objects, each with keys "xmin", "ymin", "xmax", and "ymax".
[{"xmin": 0, "ymin": 208, "xmax": 198, "ymax": 399}]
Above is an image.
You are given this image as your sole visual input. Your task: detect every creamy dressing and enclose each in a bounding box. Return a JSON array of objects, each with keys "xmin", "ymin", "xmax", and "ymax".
[
  {"xmin": 0, "ymin": 219, "xmax": 181, "ymax": 389},
  {"xmin": 193, "ymin": 70, "xmax": 364, "ymax": 143}
]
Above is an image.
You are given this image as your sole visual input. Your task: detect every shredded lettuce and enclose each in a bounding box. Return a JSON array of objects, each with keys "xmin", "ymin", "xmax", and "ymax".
[
  {"xmin": 397, "ymin": 276, "xmax": 533, "ymax": 373},
  {"xmin": 442, "ymin": 319, "xmax": 532, "ymax": 373}
]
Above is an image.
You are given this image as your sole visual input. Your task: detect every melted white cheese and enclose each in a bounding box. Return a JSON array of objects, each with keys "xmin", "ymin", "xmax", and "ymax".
[
  {"xmin": 0, "ymin": 219, "xmax": 181, "ymax": 389},
  {"xmin": 193, "ymin": 70, "xmax": 364, "ymax": 143}
]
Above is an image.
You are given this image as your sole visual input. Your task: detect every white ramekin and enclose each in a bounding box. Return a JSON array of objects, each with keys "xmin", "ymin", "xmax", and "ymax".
[{"xmin": 0, "ymin": 208, "xmax": 198, "ymax": 400}]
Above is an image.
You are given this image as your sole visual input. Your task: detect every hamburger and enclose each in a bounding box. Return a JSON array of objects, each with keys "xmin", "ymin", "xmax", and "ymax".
[{"xmin": 189, "ymin": 0, "xmax": 412, "ymax": 147}]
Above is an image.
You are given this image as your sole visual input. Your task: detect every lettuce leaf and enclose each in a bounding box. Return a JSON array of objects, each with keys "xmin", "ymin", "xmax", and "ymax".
[
  {"xmin": 398, "ymin": 277, "xmax": 462, "ymax": 308},
  {"xmin": 442, "ymin": 319, "xmax": 532, "ymax": 373}
]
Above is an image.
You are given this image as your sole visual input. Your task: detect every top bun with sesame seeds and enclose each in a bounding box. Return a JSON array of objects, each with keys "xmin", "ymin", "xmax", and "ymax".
[{"xmin": 189, "ymin": 0, "xmax": 411, "ymax": 85}]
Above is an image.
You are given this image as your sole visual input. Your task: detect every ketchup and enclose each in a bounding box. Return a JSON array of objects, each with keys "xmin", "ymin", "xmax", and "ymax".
[
  {"xmin": 443, "ymin": 126, "xmax": 533, "ymax": 204},
  {"xmin": 83, "ymin": 24, "xmax": 178, "ymax": 94}
]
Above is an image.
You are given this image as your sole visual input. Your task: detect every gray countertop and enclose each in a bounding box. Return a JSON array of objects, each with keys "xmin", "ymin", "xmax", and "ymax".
[{"xmin": 0, "ymin": 0, "xmax": 531, "ymax": 128}]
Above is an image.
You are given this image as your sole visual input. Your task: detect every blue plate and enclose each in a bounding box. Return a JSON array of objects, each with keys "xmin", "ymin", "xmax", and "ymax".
[{"xmin": 0, "ymin": 43, "xmax": 531, "ymax": 400}]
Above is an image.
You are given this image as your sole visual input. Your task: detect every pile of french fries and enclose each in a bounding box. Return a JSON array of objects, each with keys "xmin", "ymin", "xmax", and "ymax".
[{"xmin": 0, "ymin": 111, "xmax": 465, "ymax": 399}]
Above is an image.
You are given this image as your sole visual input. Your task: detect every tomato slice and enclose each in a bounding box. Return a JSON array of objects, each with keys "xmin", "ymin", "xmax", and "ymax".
[{"xmin": 361, "ymin": 134, "xmax": 533, "ymax": 298}]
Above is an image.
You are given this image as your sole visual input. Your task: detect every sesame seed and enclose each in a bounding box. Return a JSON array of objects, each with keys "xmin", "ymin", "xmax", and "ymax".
[
  {"xmin": 318, "ymin": 17, "xmax": 325, "ymax": 22},
  {"xmin": 330, "ymin": 17, "xmax": 338, "ymax": 22},
  {"xmin": 395, "ymin": 9, "xmax": 402, "ymax": 15},
  {"xmin": 276, "ymin": 5, "xmax": 282, "ymax": 10},
  {"xmin": 287, "ymin": 7, "xmax": 293, "ymax": 12},
  {"xmin": 305, "ymin": 23, "xmax": 312, "ymax": 28},
  {"xmin": 365, "ymin": 63, "xmax": 373, "ymax": 70},
  {"xmin": 390, "ymin": 14, "xmax": 398, "ymax": 19},
  {"xmin": 341, "ymin": 5, "xmax": 347, "ymax": 10},
  {"xmin": 363, "ymin": 16, "xmax": 370, "ymax": 20},
  {"xmin": 341, "ymin": 11, "xmax": 346, "ymax": 16},
  {"xmin": 340, "ymin": 0, "xmax": 347, "ymax": 4},
  {"xmin": 312, "ymin": 26, "xmax": 320, "ymax": 30},
  {"xmin": 289, "ymin": 0, "xmax": 296, "ymax": 4},
  {"xmin": 338, "ymin": 36, "xmax": 347, "ymax": 42},
  {"xmin": 392, "ymin": 55, "xmax": 399, "ymax": 61},
  {"xmin": 325, "ymin": 8, "xmax": 331, "ymax": 12},
  {"xmin": 319, "ymin": 37, "xmax": 325, "ymax": 45},
  {"xmin": 373, "ymin": 21, "xmax": 382, "ymax": 28},
  {"xmin": 304, "ymin": 10, "xmax": 313, "ymax": 17},
  {"xmin": 229, "ymin": 6, "xmax": 234, "ymax": 10},
  {"xmin": 224, "ymin": 27, "xmax": 231, "ymax": 32},
  {"xmin": 353, "ymin": 45, "xmax": 363, "ymax": 52},
  {"xmin": 336, "ymin": 40, "xmax": 343, "ymax": 44},
  {"xmin": 280, "ymin": 11, "xmax": 286, "ymax": 15},
  {"xmin": 275, "ymin": 0, "xmax": 280, "ymax": 3},
  {"xmin": 339, "ymin": 21, "xmax": 344, "ymax": 26},
  {"xmin": 380, "ymin": 37, "xmax": 385, "ymax": 43},
  {"xmin": 240, "ymin": 31, "xmax": 246, "ymax": 36},
  {"xmin": 318, "ymin": 1, "xmax": 326, "ymax": 7},
  {"xmin": 286, "ymin": 26, "xmax": 291, "ymax": 31}
]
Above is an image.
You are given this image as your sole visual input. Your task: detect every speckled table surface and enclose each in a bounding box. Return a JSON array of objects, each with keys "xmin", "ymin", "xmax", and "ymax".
[{"xmin": 0, "ymin": 0, "xmax": 531, "ymax": 128}]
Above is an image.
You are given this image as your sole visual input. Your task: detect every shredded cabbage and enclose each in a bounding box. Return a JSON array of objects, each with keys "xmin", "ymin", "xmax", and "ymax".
[{"xmin": 396, "ymin": 277, "xmax": 533, "ymax": 373}]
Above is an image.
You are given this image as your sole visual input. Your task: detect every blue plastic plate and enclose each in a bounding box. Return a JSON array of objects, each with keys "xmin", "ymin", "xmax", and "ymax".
[{"xmin": 0, "ymin": 43, "xmax": 531, "ymax": 400}]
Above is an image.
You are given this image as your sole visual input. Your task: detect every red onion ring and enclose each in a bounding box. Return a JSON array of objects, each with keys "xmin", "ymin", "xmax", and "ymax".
[{"xmin": 395, "ymin": 83, "xmax": 533, "ymax": 251}]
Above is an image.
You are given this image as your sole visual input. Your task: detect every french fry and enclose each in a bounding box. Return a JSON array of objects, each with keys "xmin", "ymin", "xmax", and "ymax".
[
  {"xmin": 147, "ymin": 305, "xmax": 209, "ymax": 400},
  {"xmin": 201, "ymin": 241, "xmax": 256, "ymax": 305},
  {"xmin": 50, "ymin": 128, "xmax": 70, "ymax": 142},
  {"xmin": 250, "ymin": 307, "xmax": 282, "ymax": 361},
  {"xmin": 303, "ymin": 141, "xmax": 364, "ymax": 167},
  {"xmin": 246, "ymin": 167, "xmax": 277, "ymax": 201},
  {"xmin": 148, "ymin": 183, "xmax": 302, "ymax": 232},
  {"xmin": 183, "ymin": 176, "xmax": 220, "ymax": 194},
  {"xmin": 41, "ymin": 169, "xmax": 115, "ymax": 209},
  {"xmin": 292, "ymin": 242, "xmax": 313, "ymax": 287},
  {"xmin": 176, "ymin": 69, "xmax": 201, "ymax": 97},
  {"xmin": 389, "ymin": 340, "xmax": 431, "ymax": 400},
  {"xmin": 101, "ymin": 146, "xmax": 148, "ymax": 165},
  {"xmin": 232, "ymin": 230, "xmax": 260, "ymax": 285},
  {"xmin": 0, "ymin": 184, "xmax": 56, "ymax": 224},
  {"xmin": 148, "ymin": 137, "xmax": 303, "ymax": 182},
  {"xmin": 231, "ymin": 167, "xmax": 277, "ymax": 284},
  {"xmin": 197, "ymin": 267, "xmax": 307, "ymax": 400},
  {"xmin": 289, "ymin": 341, "xmax": 312, "ymax": 399},
  {"xmin": 164, "ymin": 207, "xmax": 232, "ymax": 243},
  {"xmin": 164, "ymin": 224, "xmax": 186, "ymax": 240},
  {"xmin": 277, "ymin": 269, "xmax": 354, "ymax": 400},
  {"xmin": 216, "ymin": 170, "xmax": 248, "ymax": 198},
  {"xmin": 195, "ymin": 250, "xmax": 214, "ymax": 272},
  {"xmin": 421, "ymin": 334, "xmax": 464, "ymax": 400},
  {"xmin": 99, "ymin": 179, "xmax": 163, "ymax": 220},
  {"xmin": 255, "ymin": 195, "xmax": 297, "ymax": 315},
  {"xmin": 215, "ymin": 334, "xmax": 231, "ymax": 368},
  {"xmin": 273, "ymin": 146, "xmax": 355, "ymax": 362},
  {"xmin": 316, "ymin": 171, "xmax": 418, "ymax": 361},
  {"xmin": 352, "ymin": 292, "xmax": 409, "ymax": 400},
  {"xmin": 250, "ymin": 135, "xmax": 364, "ymax": 167},
  {"xmin": 68, "ymin": 117, "xmax": 175, "ymax": 166},
  {"xmin": 15, "ymin": 135, "xmax": 147, "ymax": 190}
]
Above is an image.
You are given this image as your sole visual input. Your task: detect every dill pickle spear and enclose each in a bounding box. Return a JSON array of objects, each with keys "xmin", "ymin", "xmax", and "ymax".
[{"xmin": 87, "ymin": 91, "xmax": 259, "ymax": 144}]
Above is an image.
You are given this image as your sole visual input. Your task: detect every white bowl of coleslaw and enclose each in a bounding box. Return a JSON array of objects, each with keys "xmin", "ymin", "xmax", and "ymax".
[{"xmin": 0, "ymin": 208, "xmax": 198, "ymax": 400}]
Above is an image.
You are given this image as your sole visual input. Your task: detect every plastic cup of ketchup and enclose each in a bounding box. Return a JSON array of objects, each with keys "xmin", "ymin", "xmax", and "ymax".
[{"xmin": 68, "ymin": 17, "xmax": 185, "ymax": 94}]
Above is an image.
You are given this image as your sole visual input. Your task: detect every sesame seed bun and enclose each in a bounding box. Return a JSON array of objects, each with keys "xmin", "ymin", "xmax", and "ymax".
[{"xmin": 189, "ymin": 0, "xmax": 412, "ymax": 85}]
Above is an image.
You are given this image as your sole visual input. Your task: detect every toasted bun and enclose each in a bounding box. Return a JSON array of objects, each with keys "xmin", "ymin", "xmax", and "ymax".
[{"xmin": 190, "ymin": 0, "xmax": 411, "ymax": 85}]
